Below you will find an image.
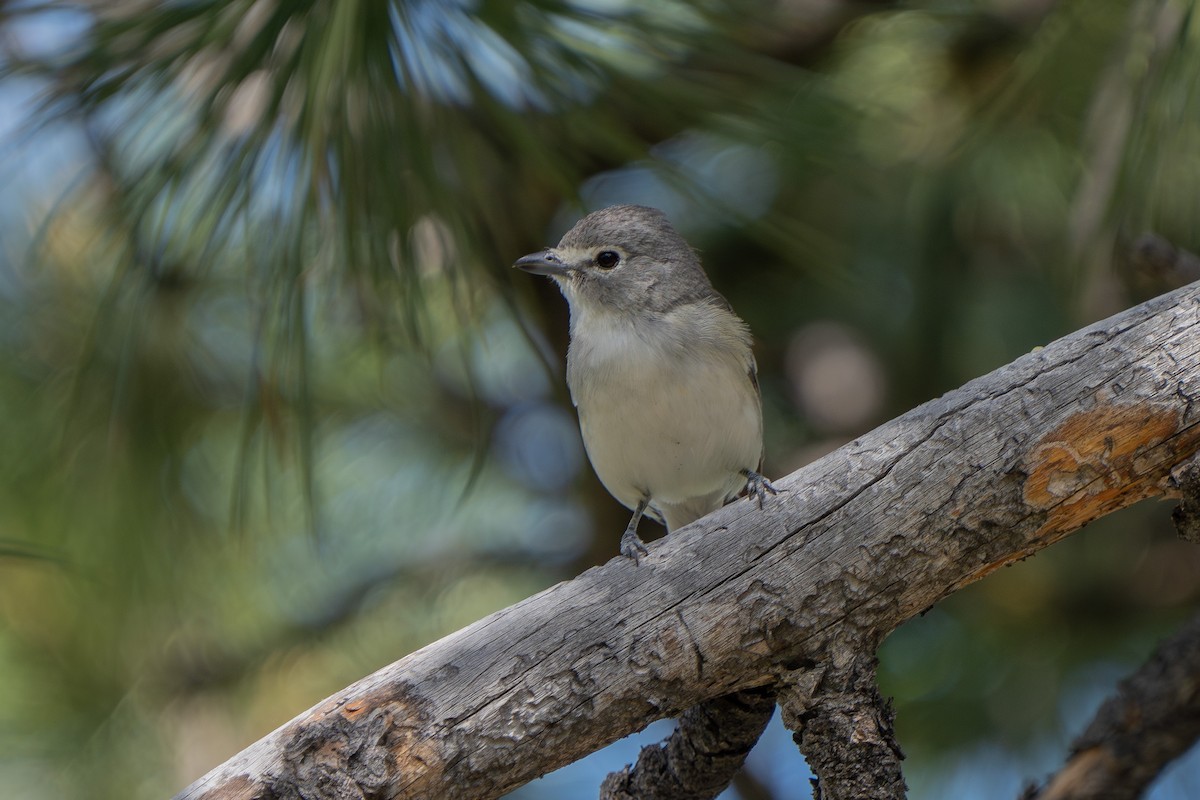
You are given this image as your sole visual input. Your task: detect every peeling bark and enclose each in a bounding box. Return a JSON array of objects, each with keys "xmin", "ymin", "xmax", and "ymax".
[{"xmin": 176, "ymin": 282, "xmax": 1200, "ymax": 800}]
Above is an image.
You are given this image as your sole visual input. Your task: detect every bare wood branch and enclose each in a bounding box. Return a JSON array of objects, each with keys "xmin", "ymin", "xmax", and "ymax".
[
  {"xmin": 175, "ymin": 281, "xmax": 1200, "ymax": 800},
  {"xmin": 1023, "ymin": 609, "xmax": 1200, "ymax": 800}
]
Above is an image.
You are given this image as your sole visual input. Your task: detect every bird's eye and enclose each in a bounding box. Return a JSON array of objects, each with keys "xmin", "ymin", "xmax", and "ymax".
[{"xmin": 595, "ymin": 250, "xmax": 621, "ymax": 269}]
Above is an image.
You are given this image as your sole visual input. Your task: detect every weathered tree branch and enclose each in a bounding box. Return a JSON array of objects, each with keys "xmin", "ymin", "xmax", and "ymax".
[
  {"xmin": 598, "ymin": 685, "xmax": 776, "ymax": 800},
  {"xmin": 1023, "ymin": 609, "xmax": 1200, "ymax": 800},
  {"xmin": 780, "ymin": 652, "xmax": 905, "ymax": 800},
  {"xmin": 176, "ymin": 281, "xmax": 1200, "ymax": 800}
]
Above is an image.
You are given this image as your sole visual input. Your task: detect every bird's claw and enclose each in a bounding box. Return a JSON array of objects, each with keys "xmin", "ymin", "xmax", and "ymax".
[
  {"xmin": 620, "ymin": 529, "xmax": 650, "ymax": 562},
  {"xmin": 743, "ymin": 469, "xmax": 779, "ymax": 509}
]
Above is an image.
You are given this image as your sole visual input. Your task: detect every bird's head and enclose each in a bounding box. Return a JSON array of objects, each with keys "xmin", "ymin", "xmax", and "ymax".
[{"xmin": 514, "ymin": 205, "xmax": 712, "ymax": 317}]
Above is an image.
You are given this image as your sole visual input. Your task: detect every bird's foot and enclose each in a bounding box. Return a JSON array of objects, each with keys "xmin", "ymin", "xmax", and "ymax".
[
  {"xmin": 620, "ymin": 498, "xmax": 652, "ymax": 563},
  {"xmin": 620, "ymin": 529, "xmax": 650, "ymax": 562},
  {"xmin": 742, "ymin": 469, "xmax": 780, "ymax": 509}
]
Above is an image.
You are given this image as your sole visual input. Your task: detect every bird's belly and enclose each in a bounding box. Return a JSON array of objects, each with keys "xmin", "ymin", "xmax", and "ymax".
[{"xmin": 576, "ymin": 358, "xmax": 760, "ymax": 511}]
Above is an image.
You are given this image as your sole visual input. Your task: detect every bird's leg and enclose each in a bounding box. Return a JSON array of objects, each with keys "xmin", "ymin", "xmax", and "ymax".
[
  {"xmin": 620, "ymin": 498, "xmax": 651, "ymax": 562},
  {"xmin": 742, "ymin": 469, "xmax": 779, "ymax": 509}
]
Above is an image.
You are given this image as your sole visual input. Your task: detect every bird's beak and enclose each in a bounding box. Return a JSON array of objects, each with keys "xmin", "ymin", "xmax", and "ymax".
[{"xmin": 513, "ymin": 250, "xmax": 570, "ymax": 277}]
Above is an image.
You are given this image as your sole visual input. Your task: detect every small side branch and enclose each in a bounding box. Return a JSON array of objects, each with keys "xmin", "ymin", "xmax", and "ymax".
[
  {"xmin": 780, "ymin": 655, "xmax": 906, "ymax": 800},
  {"xmin": 1024, "ymin": 616, "xmax": 1200, "ymax": 800},
  {"xmin": 599, "ymin": 686, "xmax": 777, "ymax": 800}
]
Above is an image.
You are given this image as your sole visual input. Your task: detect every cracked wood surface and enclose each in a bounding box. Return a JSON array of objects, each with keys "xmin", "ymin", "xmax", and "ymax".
[{"xmin": 176, "ymin": 282, "xmax": 1200, "ymax": 800}]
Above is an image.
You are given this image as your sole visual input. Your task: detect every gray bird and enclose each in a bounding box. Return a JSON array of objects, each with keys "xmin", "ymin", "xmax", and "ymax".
[{"xmin": 514, "ymin": 205, "xmax": 775, "ymax": 561}]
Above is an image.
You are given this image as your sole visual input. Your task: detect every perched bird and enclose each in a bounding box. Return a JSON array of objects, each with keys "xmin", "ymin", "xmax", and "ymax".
[{"xmin": 514, "ymin": 204, "xmax": 775, "ymax": 561}]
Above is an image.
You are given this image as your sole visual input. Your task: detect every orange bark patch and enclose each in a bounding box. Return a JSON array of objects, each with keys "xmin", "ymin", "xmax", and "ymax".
[
  {"xmin": 341, "ymin": 700, "xmax": 367, "ymax": 720},
  {"xmin": 1024, "ymin": 403, "xmax": 1193, "ymax": 537}
]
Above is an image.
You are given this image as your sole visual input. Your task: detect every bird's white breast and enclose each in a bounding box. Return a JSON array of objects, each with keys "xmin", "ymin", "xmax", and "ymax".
[{"xmin": 565, "ymin": 303, "xmax": 762, "ymax": 525}]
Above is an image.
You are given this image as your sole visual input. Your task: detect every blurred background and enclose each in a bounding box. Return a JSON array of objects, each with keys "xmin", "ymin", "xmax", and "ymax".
[{"xmin": 1, "ymin": 0, "xmax": 1199, "ymax": 798}]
